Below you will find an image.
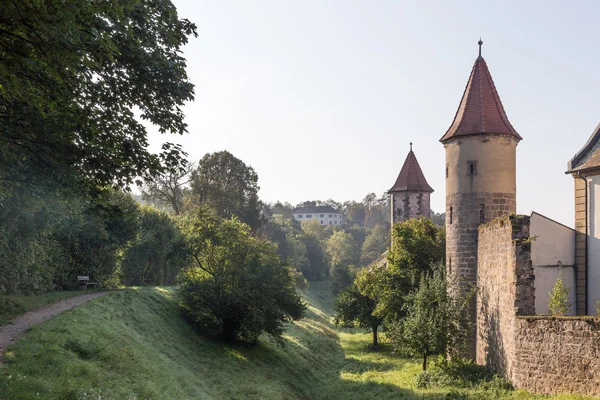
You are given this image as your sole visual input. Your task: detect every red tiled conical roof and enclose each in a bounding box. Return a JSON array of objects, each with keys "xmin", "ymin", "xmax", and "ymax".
[
  {"xmin": 389, "ymin": 148, "xmax": 433, "ymax": 193},
  {"xmin": 440, "ymin": 55, "xmax": 521, "ymax": 143}
]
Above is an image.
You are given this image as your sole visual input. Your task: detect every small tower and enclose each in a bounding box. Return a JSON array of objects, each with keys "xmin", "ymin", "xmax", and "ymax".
[
  {"xmin": 442, "ymin": 40, "xmax": 522, "ymax": 356},
  {"xmin": 388, "ymin": 143, "xmax": 434, "ymax": 224}
]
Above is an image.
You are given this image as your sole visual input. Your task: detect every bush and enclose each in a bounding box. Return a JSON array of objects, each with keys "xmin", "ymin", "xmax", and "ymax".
[
  {"xmin": 121, "ymin": 207, "xmax": 188, "ymax": 286},
  {"xmin": 548, "ymin": 272, "xmax": 571, "ymax": 316},
  {"xmin": 414, "ymin": 357, "xmax": 512, "ymax": 391},
  {"xmin": 178, "ymin": 206, "xmax": 306, "ymax": 344}
]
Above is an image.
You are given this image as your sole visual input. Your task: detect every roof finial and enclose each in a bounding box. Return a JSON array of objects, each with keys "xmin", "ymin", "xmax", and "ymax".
[
  {"xmin": 410, "ymin": 142, "xmax": 413, "ymax": 151},
  {"xmin": 478, "ymin": 38, "xmax": 483, "ymax": 57}
]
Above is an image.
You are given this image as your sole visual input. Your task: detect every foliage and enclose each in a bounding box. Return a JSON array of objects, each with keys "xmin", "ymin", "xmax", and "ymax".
[
  {"xmin": 142, "ymin": 162, "xmax": 194, "ymax": 215},
  {"xmin": 548, "ymin": 272, "xmax": 572, "ymax": 316},
  {"xmin": 367, "ymin": 217, "xmax": 445, "ymax": 322},
  {"xmin": 121, "ymin": 207, "xmax": 188, "ymax": 286},
  {"xmin": 415, "ymin": 357, "xmax": 512, "ymax": 391},
  {"xmin": 0, "ymin": 0, "xmax": 196, "ymax": 192},
  {"xmin": 299, "ymin": 229, "xmax": 330, "ymax": 281},
  {"xmin": 360, "ymin": 223, "xmax": 390, "ymax": 265},
  {"xmin": 190, "ymin": 151, "xmax": 263, "ymax": 230},
  {"xmin": 334, "ymin": 277, "xmax": 383, "ymax": 347},
  {"xmin": 388, "ymin": 264, "xmax": 471, "ymax": 371},
  {"xmin": 0, "ymin": 186, "xmax": 139, "ymax": 294},
  {"xmin": 177, "ymin": 206, "xmax": 305, "ymax": 344},
  {"xmin": 326, "ymin": 230, "xmax": 359, "ymax": 269},
  {"xmin": 330, "ymin": 264, "xmax": 355, "ymax": 296}
]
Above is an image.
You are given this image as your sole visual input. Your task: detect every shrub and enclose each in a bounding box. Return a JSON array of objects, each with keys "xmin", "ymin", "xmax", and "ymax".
[
  {"xmin": 178, "ymin": 206, "xmax": 306, "ymax": 344},
  {"xmin": 121, "ymin": 207, "xmax": 188, "ymax": 286},
  {"xmin": 415, "ymin": 357, "xmax": 512, "ymax": 391},
  {"xmin": 548, "ymin": 272, "xmax": 571, "ymax": 316}
]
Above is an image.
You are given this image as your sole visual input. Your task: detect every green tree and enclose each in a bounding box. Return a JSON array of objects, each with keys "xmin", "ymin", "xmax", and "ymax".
[
  {"xmin": 326, "ymin": 230, "xmax": 359, "ymax": 269},
  {"xmin": 388, "ymin": 217, "xmax": 445, "ymax": 286},
  {"xmin": 0, "ymin": 0, "xmax": 196, "ymax": 192},
  {"xmin": 190, "ymin": 151, "xmax": 263, "ymax": 230},
  {"xmin": 388, "ymin": 265, "xmax": 470, "ymax": 371},
  {"xmin": 366, "ymin": 217, "xmax": 445, "ymax": 322},
  {"xmin": 361, "ymin": 223, "xmax": 390, "ymax": 265},
  {"xmin": 334, "ymin": 271, "xmax": 383, "ymax": 348},
  {"xmin": 548, "ymin": 272, "xmax": 571, "ymax": 316},
  {"xmin": 330, "ymin": 264, "xmax": 355, "ymax": 295},
  {"xmin": 142, "ymin": 162, "xmax": 194, "ymax": 215},
  {"xmin": 177, "ymin": 206, "xmax": 305, "ymax": 344},
  {"xmin": 121, "ymin": 206, "xmax": 188, "ymax": 286}
]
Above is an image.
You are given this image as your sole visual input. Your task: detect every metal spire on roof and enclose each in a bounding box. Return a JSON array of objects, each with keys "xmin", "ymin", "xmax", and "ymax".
[
  {"xmin": 410, "ymin": 142, "xmax": 413, "ymax": 151},
  {"xmin": 478, "ymin": 38, "xmax": 483, "ymax": 57}
]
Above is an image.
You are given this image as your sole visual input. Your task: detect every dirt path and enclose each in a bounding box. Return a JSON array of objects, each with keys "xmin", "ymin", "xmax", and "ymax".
[{"xmin": 0, "ymin": 291, "xmax": 111, "ymax": 360}]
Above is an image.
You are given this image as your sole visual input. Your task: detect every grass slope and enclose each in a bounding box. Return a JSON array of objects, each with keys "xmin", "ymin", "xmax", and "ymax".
[
  {"xmin": 0, "ymin": 289, "xmax": 104, "ymax": 326},
  {"xmin": 0, "ymin": 283, "xmax": 592, "ymax": 400}
]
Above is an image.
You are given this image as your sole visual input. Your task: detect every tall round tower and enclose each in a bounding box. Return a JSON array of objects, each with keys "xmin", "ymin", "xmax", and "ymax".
[{"xmin": 441, "ymin": 42, "xmax": 522, "ymax": 354}]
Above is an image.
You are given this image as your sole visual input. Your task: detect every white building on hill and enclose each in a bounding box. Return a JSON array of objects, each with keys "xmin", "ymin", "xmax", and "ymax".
[{"xmin": 292, "ymin": 205, "xmax": 344, "ymax": 226}]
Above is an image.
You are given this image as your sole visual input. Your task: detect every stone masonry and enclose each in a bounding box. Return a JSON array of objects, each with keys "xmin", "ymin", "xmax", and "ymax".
[{"xmin": 477, "ymin": 215, "xmax": 600, "ymax": 397}]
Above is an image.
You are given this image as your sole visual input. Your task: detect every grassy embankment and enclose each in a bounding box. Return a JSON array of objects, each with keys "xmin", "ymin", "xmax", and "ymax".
[
  {"xmin": 0, "ymin": 283, "xmax": 593, "ymax": 400},
  {"xmin": 0, "ymin": 289, "xmax": 104, "ymax": 326}
]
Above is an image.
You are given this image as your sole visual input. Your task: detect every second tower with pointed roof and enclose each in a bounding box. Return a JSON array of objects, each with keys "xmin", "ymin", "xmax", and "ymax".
[{"xmin": 389, "ymin": 143, "xmax": 433, "ymax": 224}]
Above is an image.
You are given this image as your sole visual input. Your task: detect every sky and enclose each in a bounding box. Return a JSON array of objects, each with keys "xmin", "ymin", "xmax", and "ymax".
[{"xmin": 146, "ymin": 0, "xmax": 600, "ymax": 228}]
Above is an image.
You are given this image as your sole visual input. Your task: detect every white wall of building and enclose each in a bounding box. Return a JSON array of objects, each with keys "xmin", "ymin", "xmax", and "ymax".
[
  {"xmin": 293, "ymin": 212, "xmax": 344, "ymax": 226},
  {"xmin": 530, "ymin": 212, "xmax": 576, "ymax": 315},
  {"xmin": 587, "ymin": 174, "xmax": 600, "ymax": 315}
]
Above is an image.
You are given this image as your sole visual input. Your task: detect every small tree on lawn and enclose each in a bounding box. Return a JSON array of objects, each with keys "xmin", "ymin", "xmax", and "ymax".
[
  {"xmin": 389, "ymin": 264, "xmax": 469, "ymax": 371},
  {"xmin": 334, "ymin": 277, "xmax": 383, "ymax": 348},
  {"xmin": 548, "ymin": 272, "xmax": 571, "ymax": 316},
  {"xmin": 178, "ymin": 205, "xmax": 306, "ymax": 344}
]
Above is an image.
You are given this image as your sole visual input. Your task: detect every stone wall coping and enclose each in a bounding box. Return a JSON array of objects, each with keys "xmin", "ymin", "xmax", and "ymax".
[{"xmin": 516, "ymin": 315, "xmax": 600, "ymax": 321}]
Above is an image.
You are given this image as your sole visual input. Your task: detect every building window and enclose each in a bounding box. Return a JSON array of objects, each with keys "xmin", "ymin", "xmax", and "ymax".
[
  {"xmin": 320, "ymin": 220, "xmax": 324, "ymax": 225},
  {"xmin": 479, "ymin": 204, "xmax": 485, "ymax": 223},
  {"xmin": 329, "ymin": 221, "xmax": 332, "ymax": 225},
  {"xmin": 320, "ymin": 214, "xmax": 324, "ymax": 217},
  {"xmin": 329, "ymin": 214, "xmax": 332, "ymax": 217},
  {"xmin": 467, "ymin": 160, "xmax": 477, "ymax": 176},
  {"xmin": 396, "ymin": 208, "xmax": 401, "ymax": 217},
  {"xmin": 449, "ymin": 207, "xmax": 453, "ymax": 224},
  {"xmin": 446, "ymin": 165, "xmax": 449, "ymax": 178},
  {"xmin": 298, "ymin": 215, "xmax": 303, "ymax": 218},
  {"xmin": 448, "ymin": 258, "xmax": 452, "ymax": 274}
]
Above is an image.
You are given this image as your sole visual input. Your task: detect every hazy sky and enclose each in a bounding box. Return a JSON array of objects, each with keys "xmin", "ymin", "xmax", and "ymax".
[{"xmin": 146, "ymin": 0, "xmax": 600, "ymax": 227}]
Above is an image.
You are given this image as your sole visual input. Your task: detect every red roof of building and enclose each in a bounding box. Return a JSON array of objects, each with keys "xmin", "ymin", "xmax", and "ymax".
[
  {"xmin": 389, "ymin": 148, "xmax": 434, "ymax": 193},
  {"xmin": 440, "ymin": 54, "xmax": 521, "ymax": 143}
]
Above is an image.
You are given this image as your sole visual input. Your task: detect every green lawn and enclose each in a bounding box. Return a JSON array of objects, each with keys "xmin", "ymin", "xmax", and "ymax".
[
  {"xmin": 0, "ymin": 283, "xmax": 592, "ymax": 399},
  {"xmin": 0, "ymin": 289, "xmax": 104, "ymax": 326}
]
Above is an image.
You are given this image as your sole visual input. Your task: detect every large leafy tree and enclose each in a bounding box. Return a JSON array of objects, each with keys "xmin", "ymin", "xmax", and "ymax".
[
  {"xmin": 360, "ymin": 223, "xmax": 390, "ymax": 265},
  {"xmin": 142, "ymin": 162, "xmax": 195, "ymax": 215},
  {"xmin": 0, "ymin": 0, "xmax": 196, "ymax": 192},
  {"xmin": 361, "ymin": 217, "xmax": 445, "ymax": 322},
  {"xmin": 178, "ymin": 206, "xmax": 305, "ymax": 344},
  {"xmin": 326, "ymin": 230, "xmax": 359, "ymax": 269},
  {"xmin": 190, "ymin": 151, "xmax": 263, "ymax": 230}
]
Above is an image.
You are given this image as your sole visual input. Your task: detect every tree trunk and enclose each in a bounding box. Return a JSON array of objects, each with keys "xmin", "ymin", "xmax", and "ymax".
[
  {"xmin": 423, "ymin": 354, "xmax": 427, "ymax": 371},
  {"xmin": 372, "ymin": 325, "xmax": 378, "ymax": 348}
]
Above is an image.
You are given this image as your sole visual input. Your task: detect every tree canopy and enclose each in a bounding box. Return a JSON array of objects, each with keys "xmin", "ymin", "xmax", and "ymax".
[
  {"xmin": 0, "ymin": 0, "xmax": 196, "ymax": 192},
  {"xmin": 190, "ymin": 151, "xmax": 263, "ymax": 230}
]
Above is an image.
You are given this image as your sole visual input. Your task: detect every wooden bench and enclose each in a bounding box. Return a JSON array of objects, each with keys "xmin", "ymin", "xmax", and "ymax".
[{"xmin": 77, "ymin": 276, "xmax": 98, "ymax": 290}]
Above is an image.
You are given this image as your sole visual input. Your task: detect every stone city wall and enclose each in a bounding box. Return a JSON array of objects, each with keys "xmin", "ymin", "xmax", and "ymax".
[
  {"xmin": 476, "ymin": 215, "xmax": 600, "ymax": 397},
  {"xmin": 513, "ymin": 317, "xmax": 600, "ymax": 397}
]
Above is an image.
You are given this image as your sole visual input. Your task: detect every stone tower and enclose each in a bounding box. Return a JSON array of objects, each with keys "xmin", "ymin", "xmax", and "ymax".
[
  {"xmin": 389, "ymin": 143, "xmax": 434, "ymax": 224},
  {"xmin": 441, "ymin": 42, "xmax": 522, "ymax": 355}
]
